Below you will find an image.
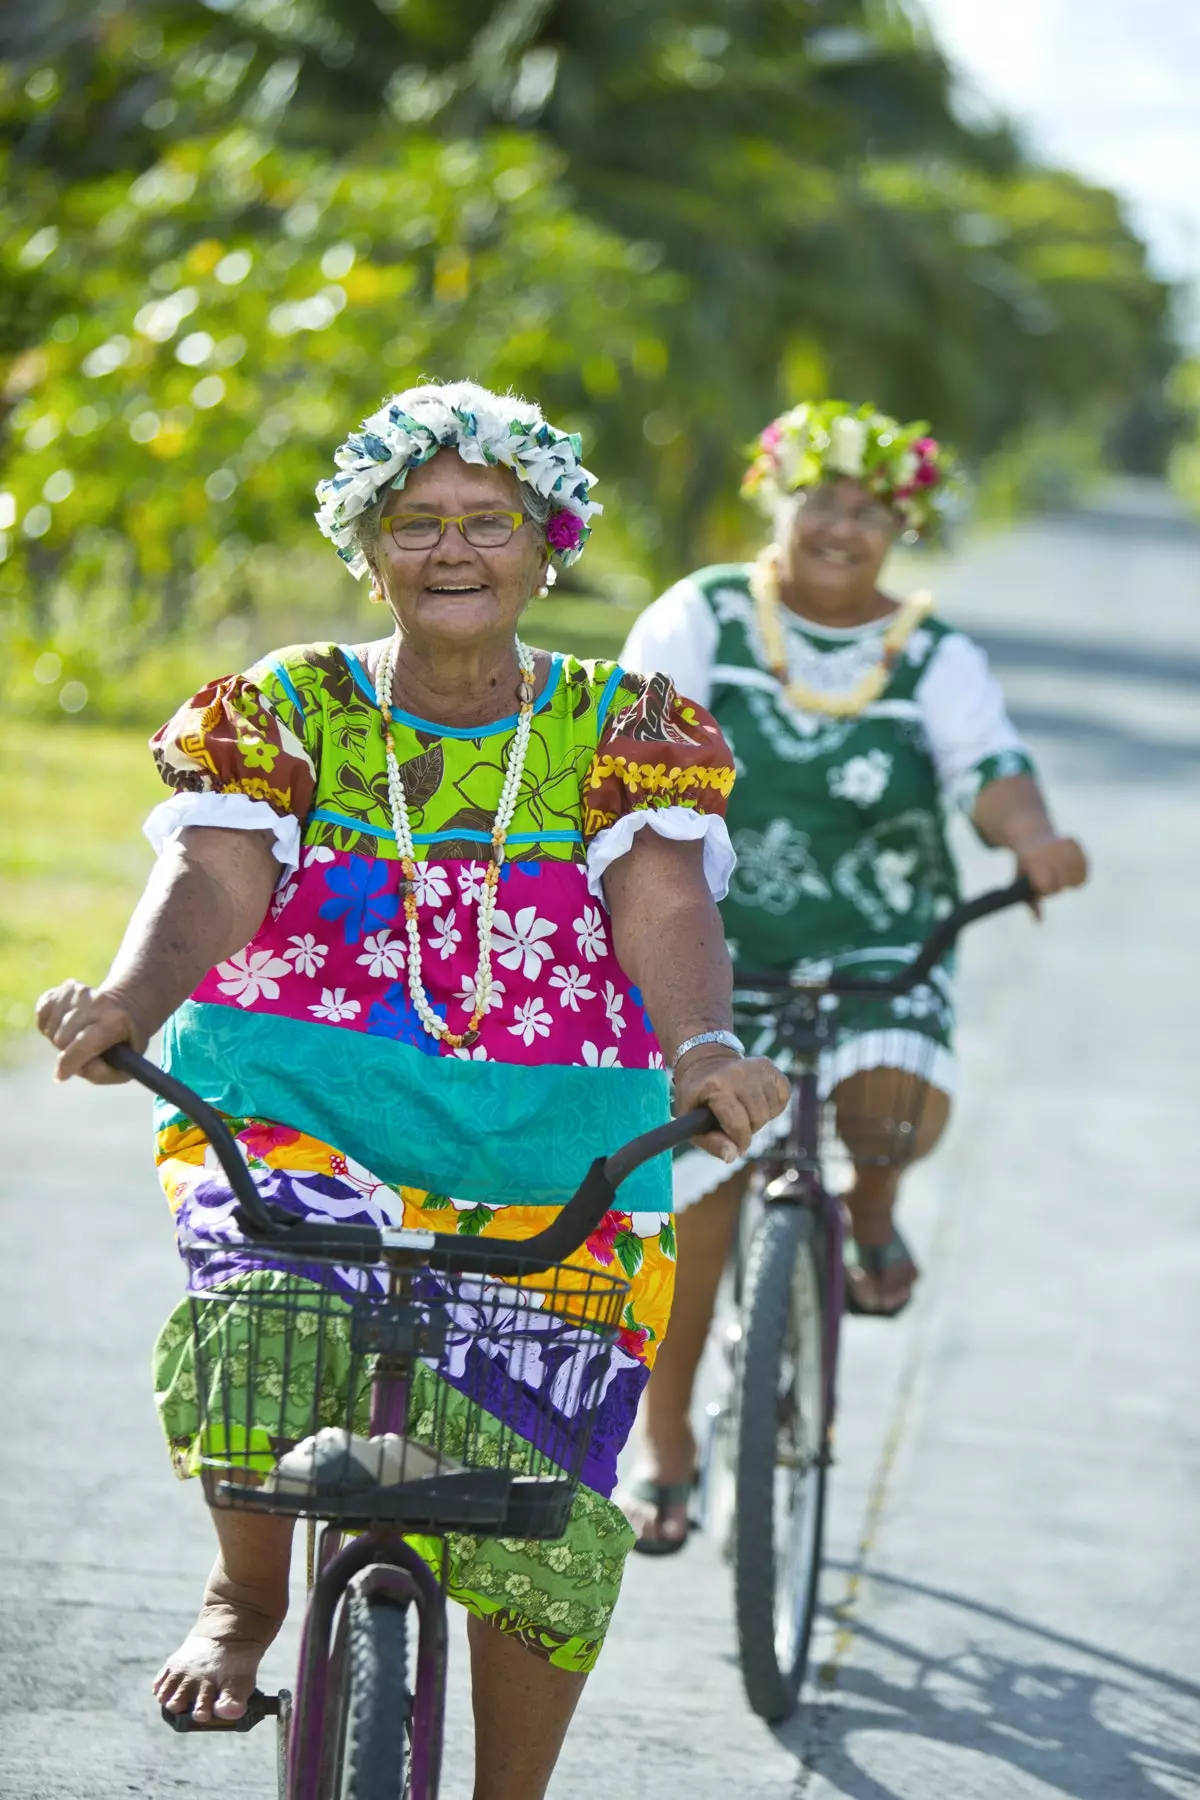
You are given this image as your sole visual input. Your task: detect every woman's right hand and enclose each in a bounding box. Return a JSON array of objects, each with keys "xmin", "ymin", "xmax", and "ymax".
[{"xmin": 35, "ymin": 981, "xmax": 148, "ymax": 1085}]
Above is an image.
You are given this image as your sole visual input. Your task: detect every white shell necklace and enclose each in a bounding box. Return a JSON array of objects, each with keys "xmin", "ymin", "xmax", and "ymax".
[{"xmin": 376, "ymin": 632, "xmax": 536, "ymax": 1050}]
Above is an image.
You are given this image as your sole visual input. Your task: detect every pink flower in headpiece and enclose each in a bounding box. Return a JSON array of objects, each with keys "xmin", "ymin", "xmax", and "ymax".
[
  {"xmin": 760, "ymin": 423, "xmax": 783, "ymax": 451},
  {"xmin": 914, "ymin": 461, "xmax": 939, "ymax": 488},
  {"xmin": 545, "ymin": 509, "xmax": 584, "ymax": 552},
  {"xmin": 913, "ymin": 437, "xmax": 938, "ymax": 457}
]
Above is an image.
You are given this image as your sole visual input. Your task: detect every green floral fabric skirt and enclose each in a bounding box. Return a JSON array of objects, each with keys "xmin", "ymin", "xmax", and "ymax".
[{"xmin": 153, "ymin": 1273, "xmax": 634, "ymax": 1673}]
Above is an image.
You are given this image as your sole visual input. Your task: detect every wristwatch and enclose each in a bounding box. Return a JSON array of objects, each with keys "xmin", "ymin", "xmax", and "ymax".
[{"xmin": 670, "ymin": 1030, "xmax": 746, "ymax": 1071}]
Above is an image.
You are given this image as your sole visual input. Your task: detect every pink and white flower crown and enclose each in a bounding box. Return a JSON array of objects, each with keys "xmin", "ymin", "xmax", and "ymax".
[{"xmin": 742, "ymin": 399, "xmax": 960, "ymax": 541}]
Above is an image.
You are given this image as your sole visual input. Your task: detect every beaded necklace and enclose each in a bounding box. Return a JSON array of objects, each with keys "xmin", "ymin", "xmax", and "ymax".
[
  {"xmin": 376, "ymin": 633, "xmax": 536, "ymax": 1050},
  {"xmin": 749, "ymin": 544, "xmax": 933, "ymax": 718}
]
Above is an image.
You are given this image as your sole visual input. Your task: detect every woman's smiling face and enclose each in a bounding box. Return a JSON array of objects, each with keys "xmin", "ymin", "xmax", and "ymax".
[
  {"xmin": 782, "ymin": 475, "xmax": 896, "ymax": 616},
  {"xmin": 369, "ymin": 452, "xmax": 548, "ymax": 648}
]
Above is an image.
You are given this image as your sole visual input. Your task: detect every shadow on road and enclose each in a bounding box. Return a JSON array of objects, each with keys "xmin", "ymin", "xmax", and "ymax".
[{"xmin": 776, "ymin": 1571, "xmax": 1200, "ymax": 1799}]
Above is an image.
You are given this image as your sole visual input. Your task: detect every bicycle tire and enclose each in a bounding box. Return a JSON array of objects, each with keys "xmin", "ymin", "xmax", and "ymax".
[
  {"xmin": 329, "ymin": 1592, "xmax": 412, "ymax": 1800},
  {"xmin": 732, "ymin": 1201, "xmax": 829, "ymax": 1722}
]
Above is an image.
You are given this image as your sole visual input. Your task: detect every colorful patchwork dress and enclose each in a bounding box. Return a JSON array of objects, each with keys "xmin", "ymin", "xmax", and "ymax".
[
  {"xmin": 146, "ymin": 641, "xmax": 734, "ymax": 1670},
  {"xmin": 621, "ymin": 565, "xmax": 1034, "ymax": 1207}
]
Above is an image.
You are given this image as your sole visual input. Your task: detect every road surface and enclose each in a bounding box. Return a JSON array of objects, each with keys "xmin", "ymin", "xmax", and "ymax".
[{"xmin": 3, "ymin": 480, "xmax": 1198, "ymax": 1799}]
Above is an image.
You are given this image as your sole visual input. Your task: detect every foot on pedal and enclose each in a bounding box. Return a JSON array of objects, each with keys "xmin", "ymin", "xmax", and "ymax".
[{"xmin": 161, "ymin": 1688, "xmax": 280, "ymax": 1734}]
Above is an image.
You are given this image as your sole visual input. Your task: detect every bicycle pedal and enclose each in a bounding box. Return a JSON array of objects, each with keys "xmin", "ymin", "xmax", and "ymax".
[{"xmin": 161, "ymin": 1688, "xmax": 281, "ymax": 1733}]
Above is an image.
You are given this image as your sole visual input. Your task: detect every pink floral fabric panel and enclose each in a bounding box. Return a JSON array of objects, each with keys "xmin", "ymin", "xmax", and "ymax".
[{"xmin": 190, "ymin": 848, "xmax": 662, "ymax": 1071}]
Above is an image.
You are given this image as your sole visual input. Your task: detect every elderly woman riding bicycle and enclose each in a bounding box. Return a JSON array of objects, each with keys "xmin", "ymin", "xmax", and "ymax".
[
  {"xmin": 620, "ymin": 398, "xmax": 1088, "ymax": 1550},
  {"xmin": 37, "ymin": 378, "xmax": 788, "ymax": 1800}
]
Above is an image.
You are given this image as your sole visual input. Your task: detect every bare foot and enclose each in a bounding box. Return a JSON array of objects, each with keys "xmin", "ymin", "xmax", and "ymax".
[
  {"xmin": 153, "ymin": 1572, "xmax": 287, "ymax": 1723},
  {"xmin": 620, "ymin": 1419, "xmax": 696, "ymax": 1551}
]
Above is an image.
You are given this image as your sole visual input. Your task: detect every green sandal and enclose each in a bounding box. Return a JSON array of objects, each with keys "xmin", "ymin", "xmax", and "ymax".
[
  {"xmin": 625, "ymin": 1475, "xmax": 698, "ymax": 1557},
  {"xmin": 845, "ymin": 1228, "xmax": 919, "ymax": 1318}
]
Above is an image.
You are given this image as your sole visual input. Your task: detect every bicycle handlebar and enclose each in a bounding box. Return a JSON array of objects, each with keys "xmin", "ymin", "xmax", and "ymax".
[
  {"xmin": 102, "ymin": 1042, "xmax": 716, "ymax": 1276},
  {"xmin": 734, "ymin": 876, "xmax": 1035, "ymax": 1000}
]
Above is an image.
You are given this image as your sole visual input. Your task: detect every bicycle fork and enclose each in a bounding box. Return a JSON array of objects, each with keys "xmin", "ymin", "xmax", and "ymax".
[{"xmin": 290, "ymin": 1526, "xmax": 448, "ymax": 1800}]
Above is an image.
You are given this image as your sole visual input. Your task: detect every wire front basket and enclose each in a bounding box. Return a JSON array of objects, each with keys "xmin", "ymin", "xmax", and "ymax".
[{"xmin": 177, "ymin": 1240, "xmax": 629, "ymax": 1540}]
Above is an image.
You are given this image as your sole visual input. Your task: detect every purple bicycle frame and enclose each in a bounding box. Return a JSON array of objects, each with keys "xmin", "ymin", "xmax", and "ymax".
[{"xmin": 287, "ymin": 1355, "xmax": 450, "ymax": 1800}]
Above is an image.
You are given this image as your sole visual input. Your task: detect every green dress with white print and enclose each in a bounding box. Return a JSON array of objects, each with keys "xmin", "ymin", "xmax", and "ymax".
[{"xmin": 620, "ymin": 562, "xmax": 1035, "ymax": 1097}]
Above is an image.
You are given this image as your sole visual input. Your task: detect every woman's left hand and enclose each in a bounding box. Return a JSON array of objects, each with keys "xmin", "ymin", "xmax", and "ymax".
[
  {"xmin": 1018, "ymin": 835, "xmax": 1089, "ymax": 914},
  {"xmin": 673, "ymin": 1048, "xmax": 791, "ymax": 1164}
]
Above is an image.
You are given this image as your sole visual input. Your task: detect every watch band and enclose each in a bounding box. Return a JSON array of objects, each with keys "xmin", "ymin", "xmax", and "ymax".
[{"xmin": 671, "ymin": 1030, "xmax": 746, "ymax": 1070}]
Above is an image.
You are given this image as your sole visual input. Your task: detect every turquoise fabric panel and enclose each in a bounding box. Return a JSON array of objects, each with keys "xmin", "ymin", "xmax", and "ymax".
[{"xmin": 159, "ymin": 1001, "xmax": 673, "ymax": 1212}]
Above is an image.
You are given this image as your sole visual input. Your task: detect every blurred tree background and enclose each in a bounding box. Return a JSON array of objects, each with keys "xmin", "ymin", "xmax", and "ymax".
[
  {"xmin": 0, "ymin": 0, "xmax": 1182, "ymax": 1031},
  {"xmin": 0, "ymin": 0, "xmax": 1178, "ymax": 720}
]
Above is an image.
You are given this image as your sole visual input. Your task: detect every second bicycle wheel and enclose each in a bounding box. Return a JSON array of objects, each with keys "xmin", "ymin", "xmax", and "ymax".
[
  {"xmin": 325, "ymin": 1590, "xmax": 413, "ymax": 1800},
  {"xmin": 732, "ymin": 1200, "xmax": 829, "ymax": 1722}
]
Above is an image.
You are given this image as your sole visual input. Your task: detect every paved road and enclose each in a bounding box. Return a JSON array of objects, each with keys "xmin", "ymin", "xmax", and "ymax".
[{"xmin": 3, "ymin": 481, "xmax": 1198, "ymax": 1799}]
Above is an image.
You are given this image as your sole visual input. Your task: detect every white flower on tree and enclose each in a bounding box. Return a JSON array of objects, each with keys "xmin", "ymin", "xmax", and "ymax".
[
  {"xmin": 491, "ymin": 905, "xmax": 557, "ymax": 980},
  {"xmin": 283, "ymin": 933, "xmax": 329, "ymax": 977},
  {"xmin": 508, "ymin": 996, "xmax": 553, "ymax": 1046},
  {"xmin": 456, "ymin": 971, "xmax": 506, "ymax": 1015},
  {"xmin": 573, "ymin": 904, "xmax": 608, "ymax": 963},
  {"xmin": 827, "ymin": 750, "xmax": 893, "ymax": 809},
  {"xmin": 411, "ymin": 864, "xmax": 452, "ymax": 907},
  {"xmin": 578, "ymin": 1042, "xmax": 620, "ymax": 1068},
  {"xmin": 602, "ymin": 980, "xmax": 626, "ymax": 1037},
  {"xmin": 430, "ymin": 908, "xmax": 462, "ymax": 960},
  {"xmin": 216, "ymin": 947, "xmax": 293, "ymax": 1008},
  {"xmin": 356, "ymin": 929, "xmax": 406, "ymax": 979},
  {"xmin": 456, "ymin": 862, "xmax": 489, "ymax": 907},
  {"xmin": 309, "ymin": 987, "xmax": 361, "ymax": 1023},
  {"xmin": 548, "ymin": 963, "xmax": 596, "ymax": 1012}
]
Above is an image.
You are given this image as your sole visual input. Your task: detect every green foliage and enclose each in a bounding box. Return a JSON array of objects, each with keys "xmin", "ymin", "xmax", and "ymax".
[
  {"xmin": 0, "ymin": 107, "xmax": 670, "ymax": 713},
  {"xmin": 1167, "ymin": 358, "xmax": 1200, "ymax": 518},
  {"xmin": 0, "ymin": 0, "xmax": 1174, "ymax": 726}
]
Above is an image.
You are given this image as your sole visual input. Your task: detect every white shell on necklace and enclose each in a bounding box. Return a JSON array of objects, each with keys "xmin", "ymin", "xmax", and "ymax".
[{"xmin": 375, "ymin": 633, "xmax": 536, "ymax": 1050}]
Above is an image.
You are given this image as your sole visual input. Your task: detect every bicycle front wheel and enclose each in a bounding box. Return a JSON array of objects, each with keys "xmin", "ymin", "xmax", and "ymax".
[
  {"xmin": 326, "ymin": 1591, "xmax": 412, "ymax": 1800},
  {"xmin": 732, "ymin": 1200, "xmax": 829, "ymax": 1722}
]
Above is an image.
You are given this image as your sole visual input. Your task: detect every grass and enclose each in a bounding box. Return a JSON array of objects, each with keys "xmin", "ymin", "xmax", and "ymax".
[{"xmin": 0, "ymin": 719, "xmax": 162, "ymax": 1050}]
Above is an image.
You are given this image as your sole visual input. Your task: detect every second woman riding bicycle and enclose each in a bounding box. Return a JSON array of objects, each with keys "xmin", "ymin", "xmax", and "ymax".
[{"xmin": 620, "ymin": 399, "xmax": 1088, "ymax": 1552}]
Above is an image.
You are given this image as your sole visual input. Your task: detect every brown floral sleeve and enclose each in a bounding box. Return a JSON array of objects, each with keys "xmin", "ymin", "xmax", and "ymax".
[
  {"xmin": 581, "ymin": 670, "xmax": 735, "ymax": 842},
  {"xmin": 149, "ymin": 675, "xmax": 317, "ymax": 822}
]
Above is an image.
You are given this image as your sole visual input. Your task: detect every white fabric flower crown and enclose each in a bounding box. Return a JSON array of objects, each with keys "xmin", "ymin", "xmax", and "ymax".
[{"xmin": 314, "ymin": 380, "xmax": 601, "ymax": 579}]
